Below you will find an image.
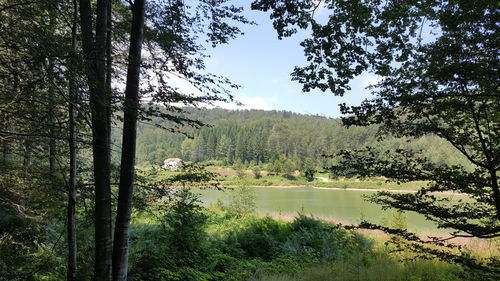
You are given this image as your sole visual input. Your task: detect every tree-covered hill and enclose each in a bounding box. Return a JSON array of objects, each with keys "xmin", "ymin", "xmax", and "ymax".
[{"xmin": 135, "ymin": 107, "xmax": 470, "ymax": 171}]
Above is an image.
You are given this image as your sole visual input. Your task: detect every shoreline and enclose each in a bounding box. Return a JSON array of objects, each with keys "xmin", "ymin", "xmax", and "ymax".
[
  {"xmin": 259, "ymin": 212, "xmax": 496, "ymax": 252},
  {"xmin": 217, "ymin": 184, "xmax": 466, "ymax": 195}
]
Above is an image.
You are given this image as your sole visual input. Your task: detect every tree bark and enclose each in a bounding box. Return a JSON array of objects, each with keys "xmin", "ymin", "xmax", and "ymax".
[
  {"xmin": 48, "ymin": 16, "xmax": 57, "ymax": 182},
  {"xmin": 2, "ymin": 139, "xmax": 7, "ymax": 164},
  {"xmin": 105, "ymin": 0, "xmax": 112, "ymax": 141},
  {"xmin": 490, "ymin": 168, "xmax": 500, "ymax": 220},
  {"xmin": 78, "ymin": 0, "xmax": 113, "ymax": 280},
  {"xmin": 67, "ymin": 1, "xmax": 78, "ymax": 279},
  {"xmin": 112, "ymin": 1, "xmax": 145, "ymax": 280},
  {"xmin": 23, "ymin": 139, "xmax": 32, "ymax": 169},
  {"xmin": 48, "ymin": 69, "xmax": 56, "ymax": 181}
]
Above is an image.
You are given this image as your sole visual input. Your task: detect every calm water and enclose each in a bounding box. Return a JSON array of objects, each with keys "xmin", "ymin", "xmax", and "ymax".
[{"xmin": 196, "ymin": 187, "xmax": 457, "ymax": 234}]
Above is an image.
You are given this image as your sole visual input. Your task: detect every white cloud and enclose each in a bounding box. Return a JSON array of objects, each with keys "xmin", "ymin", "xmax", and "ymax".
[
  {"xmin": 360, "ymin": 73, "xmax": 383, "ymax": 88},
  {"xmin": 140, "ymin": 74, "xmax": 272, "ymax": 111},
  {"xmin": 211, "ymin": 95, "xmax": 272, "ymax": 111}
]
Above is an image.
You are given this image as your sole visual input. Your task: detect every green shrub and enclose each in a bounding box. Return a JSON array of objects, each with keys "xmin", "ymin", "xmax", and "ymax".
[
  {"xmin": 226, "ymin": 187, "xmax": 256, "ymax": 218},
  {"xmin": 161, "ymin": 189, "xmax": 208, "ymax": 261},
  {"xmin": 225, "ymin": 217, "xmax": 290, "ymax": 260},
  {"xmin": 283, "ymin": 215, "xmax": 371, "ymax": 262}
]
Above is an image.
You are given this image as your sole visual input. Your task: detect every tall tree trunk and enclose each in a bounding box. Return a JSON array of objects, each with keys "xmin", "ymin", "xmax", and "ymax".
[
  {"xmin": 105, "ymin": 0, "xmax": 112, "ymax": 141},
  {"xmin": 67, "ymin": 66, "xmax": 78, "ymax": 281},
  {"xmin": 48, "ymin": 70, "xmax": 56, "ymax": 181},
  {"xmin": 67, "ymin": 1, "xmax": 79, "ymax": 279},
  {"xmin": 23, "ymin": 139, "xmax": 32, "ymax": 169},
  {"xmin": 78, "ymin": 0, "xmax": 113, "ymax": 280},
  {"xmin": 2, "ymin": 139, "xmax": 7, "ymax": 165},
  {"xmin": 112, "ymin": 1, "xmax": 145, "ymax": 280},
  {"xmin": 48, "ymin": 16, "xmax": 57, "ymax": 182}
]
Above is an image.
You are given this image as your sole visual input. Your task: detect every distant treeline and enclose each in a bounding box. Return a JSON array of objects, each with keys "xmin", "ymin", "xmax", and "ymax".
[{"xmin": 135, "ymin": 108, "xmax": 469, "ymax": 170}]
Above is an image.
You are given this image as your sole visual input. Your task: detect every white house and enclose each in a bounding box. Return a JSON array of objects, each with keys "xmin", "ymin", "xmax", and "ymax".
[{"xmin": 163, "ymin": 158, "xmax": 183, "ymax": 169}]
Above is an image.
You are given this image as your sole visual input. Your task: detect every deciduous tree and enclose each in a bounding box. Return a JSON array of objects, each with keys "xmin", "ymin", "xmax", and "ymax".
[{"xmin": 252, "ymin": 0, "xmax": 499, "ymax": 274}]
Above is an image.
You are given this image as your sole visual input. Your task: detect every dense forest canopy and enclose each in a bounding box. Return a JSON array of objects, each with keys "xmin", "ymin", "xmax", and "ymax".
[{"xmin": 134, "ymin": 107, "xmax": 471, "ymax": 171}]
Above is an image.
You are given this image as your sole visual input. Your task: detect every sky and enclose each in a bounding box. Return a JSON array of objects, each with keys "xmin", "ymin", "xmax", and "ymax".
[{"xmin": 181, "ymin": 3, "xmax": 378, "ymax": 118}]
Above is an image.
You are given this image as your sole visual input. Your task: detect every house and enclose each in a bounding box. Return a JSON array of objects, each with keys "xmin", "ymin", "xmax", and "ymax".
[{"xmin": 163, "ymin": 158, "xmax": 183, "ymax": 169}]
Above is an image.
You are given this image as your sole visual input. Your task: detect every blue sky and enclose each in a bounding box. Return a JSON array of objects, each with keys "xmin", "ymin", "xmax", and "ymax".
[{"xmin": 197, "ymin": 4, "xmax": 377, "ymax": 118}]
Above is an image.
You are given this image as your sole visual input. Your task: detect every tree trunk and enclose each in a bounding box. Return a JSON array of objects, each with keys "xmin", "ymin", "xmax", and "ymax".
[
  {"xmin": 48, "ymin": 16, "xmax": 57, "ymax": 182},
  {"xmin": 67, "ymin": 69, "xmax": 78, "ymax": 281},
  {"xmin": 2, "ymin": 140, "xmax": 7, "ymax": 164},
  {"xmin": 67, "ymin": 1, "xmax": 78, "ymax": 279},
  {"xmin": 78, "ymin": 0, "xmax": 113, "ymax": 280},
  {"xmin": 490, "ymin": 168, "xmax": 500, "ymax": 220},
  {"xmin": 23, "ymin": 139, "xmax": 32, "ymax": 169},
  {"xmin": 112, "ymin": 1, "xmax": 145, "ymax": 280},
  {"xmin": 105, "ymin": 0, "xmax": 112, "ymax": 141},
  {"xmin": 48, "ymin": 72, "xmax": 56, "ymax": 181}
]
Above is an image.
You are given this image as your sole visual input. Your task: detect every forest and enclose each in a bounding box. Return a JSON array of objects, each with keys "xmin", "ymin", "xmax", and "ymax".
[
  {"xmin": 0, "ymin": 0, "xmax": 498, "ymax": 281},
  {"xmin": 135, "ymin": 107, "xmax": 470, "ymax": 171}
]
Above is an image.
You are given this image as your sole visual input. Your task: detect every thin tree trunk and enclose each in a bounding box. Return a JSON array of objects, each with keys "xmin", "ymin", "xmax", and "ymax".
[
  {"xmin": 112, "ymin": 1, "xmax": 145, "ymax": 280},
  {"xmin": 78, "ymin": 0, "xmax": 113, "ymax": 280},
  {"xmin": 48, "ymin": 73, "xmax": 56, "ymax": 181},
  {"xmin": 105, "ymin": 0, "xmax": 112, "ymax": 141},
  {"xmin": 67, "ymin": 1, "xmax": 78, "ymax": 279},
  {"xmin": 48, "ymin": 15, "xmax": 57, "ymax": 182},
  {"xmin": 23, "ymin": 139, "xmax": 32, "ymax": 169},
  {"xmin": 2, "ymin": 139, "xmax": 7, "ymax": 164}
]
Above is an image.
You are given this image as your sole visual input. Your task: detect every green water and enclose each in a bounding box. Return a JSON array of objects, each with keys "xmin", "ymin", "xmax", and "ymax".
[{"xmin": 197, "ymin": 187, "xmax": 458, "ymax": 234}]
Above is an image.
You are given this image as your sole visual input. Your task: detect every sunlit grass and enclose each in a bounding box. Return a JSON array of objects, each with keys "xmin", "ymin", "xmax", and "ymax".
[
  {"xmin": 250, "ymin": 254, "xmax": 466, "ymax": 281},
  {"xmin": 146, "ymin": 165, "xmax": 428, "ymax": 190}
]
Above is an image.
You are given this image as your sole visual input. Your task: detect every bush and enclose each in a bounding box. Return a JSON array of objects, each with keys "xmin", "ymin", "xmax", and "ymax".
[
  {"xmin": 161, "ymin": 189, "xmax": 209, "ymax": 265},
  {"xmin": 226, "ymin": 187, "xmax": 256, "ymax": 218},
  {"xmin": 130, "ymin": 189, "xmax": 210, "ymax": 279},
  {"xmin": 224, "ymin": 217, "xmax": 290, "ymax": 260},
  {"xmin": 283, "ymin": 215, "xmax": 371, "ymax": 262}
]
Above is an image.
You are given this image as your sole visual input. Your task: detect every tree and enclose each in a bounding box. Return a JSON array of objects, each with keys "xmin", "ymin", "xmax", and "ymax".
[
  {"xmin": 112, "ymin": 0, "xmax": 146, "ymax": 279},
  {"xmin": 1, "ymin": 0, "xmax": 250, "ymax": 280},
  {"xmin": 0, "ymin": 3, "xmax": 83, "ymax": 280},
  {"xmin": 252, "ymin": 0, "xmax": 499, "ymax": 274},
  {"xmin": 78, "ymin": 1, "xmax": 114, "ymax": 279},
  {"xmin": 79, "ymin": 1, "xmax": 250, "ymax": 280}
]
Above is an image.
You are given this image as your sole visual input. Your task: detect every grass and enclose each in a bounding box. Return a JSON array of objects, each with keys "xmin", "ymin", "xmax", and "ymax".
[
  {"xmin": 250, "ymin": 253, "xmax": 467, "ymax": 281},
  {"xmin": 150, "ymin": 165, "xmax": 427, "ymax": 191},
  {"xmin": 130, "ymin": 210, "xmax": 476, "ymax": 281},
  {"xmin": 208, "ymin": 166, "xmax": 427, "ymax": 190},
  {"xmin": 125, "ymin": 186, "xmax": 499, "ymax": 281}
]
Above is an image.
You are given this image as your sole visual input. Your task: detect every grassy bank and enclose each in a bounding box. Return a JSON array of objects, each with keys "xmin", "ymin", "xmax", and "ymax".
[
  {"xmin": 149, "ymin": 165, "xmax": 427, "ymax": 191},
  {"xmin": 123, "ymin": 188, "xmax": 491, "ymax": 281},
  {"xmin": 251, "ymin": 255, "xmax": 466, "ymax": 281}
]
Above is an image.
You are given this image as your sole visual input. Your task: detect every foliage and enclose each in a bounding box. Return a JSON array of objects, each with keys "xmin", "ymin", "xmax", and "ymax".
[
  {"xmin": 226, "ymin": 187, "xmax": 257, "ymax": 218},
  {"xmin": 283, "ymin": 215, "xmax": 371, "ymax": 262},
  {"xmin": 129, "ymin": 185, "xmax": 374, "ymax": 281},
  {"xmin": 224, "ymin": 216, "xmax": 290, "ymax": 260},
  {"xmin": 136, "ymin": 108, "xmax": 380, "ymax": 166},
  {"xmin": 135, "ymin": 108, "xmax": 473, "ymax": 177},
  {"xmin": 160, "ymin": 189, "xmax": 209, "ymax": 265},
  {"xmin": 252, "ymin": 0, "xmax": 499, "ymax": 276},
  {"xmin": 251, "ymin": 251, "xmax": 469, "ymax": 281},
  {"xmin": 0, "ymin": 0, "xmax": 252, "ymax": 279}
]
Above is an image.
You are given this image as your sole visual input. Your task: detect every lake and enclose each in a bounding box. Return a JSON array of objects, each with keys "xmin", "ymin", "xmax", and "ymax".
[{"xmin": 196, "ymin": 186, "xmax": 457, "ymax": 234}]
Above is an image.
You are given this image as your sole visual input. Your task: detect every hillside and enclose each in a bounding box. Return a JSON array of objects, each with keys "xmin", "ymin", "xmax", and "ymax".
[{"xmin": 136, "ymin": 108, "xmax": 470, "ymax": 171}]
